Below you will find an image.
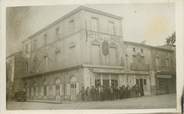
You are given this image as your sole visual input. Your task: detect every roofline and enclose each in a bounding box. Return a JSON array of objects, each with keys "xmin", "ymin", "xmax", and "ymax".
[
  {"xmin": 22, "ymin": 6, "xmax": 122, "ymax": 43},
  {"xmin": 124, "ymin": 41, "xmax": 174, "ymax": 52},
  {"xmin": 6, "ymin": 51, "xmax": 22, "ymax": 59}
]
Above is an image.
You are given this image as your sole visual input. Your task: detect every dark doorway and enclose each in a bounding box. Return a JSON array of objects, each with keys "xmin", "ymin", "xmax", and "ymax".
[{"xmin": 136, "ymin": 79, "xmax": 144, "ymax": 96}]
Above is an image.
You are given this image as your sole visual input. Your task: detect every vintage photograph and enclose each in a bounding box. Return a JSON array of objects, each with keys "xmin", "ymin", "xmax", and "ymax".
[{"xmin": 6, "ymin": 3, "xmax": 176, "ymax": 109}]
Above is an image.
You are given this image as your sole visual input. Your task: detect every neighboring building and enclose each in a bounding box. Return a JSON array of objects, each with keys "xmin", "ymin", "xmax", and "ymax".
[
  {"xmin": 6, "ymin": 51, "xmax": 27, "ymax": 101},
  {"xmin": 8, "ymin": 6, "xmax": 175, "ymax": 102},
  {"xmin": 124, "ymin": 41, "xmax": 176, "ymax": 95}
]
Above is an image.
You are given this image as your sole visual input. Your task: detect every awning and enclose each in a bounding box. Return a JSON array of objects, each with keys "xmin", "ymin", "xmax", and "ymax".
[{"xmin": 157, "ymin": 75, "xmax": 172, "ymax": 78}]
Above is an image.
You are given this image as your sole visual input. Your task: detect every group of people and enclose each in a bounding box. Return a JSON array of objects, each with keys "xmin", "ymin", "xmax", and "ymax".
[{"xmin": 80, "ymin": 84, "xmax": 144, "ymax": 101}]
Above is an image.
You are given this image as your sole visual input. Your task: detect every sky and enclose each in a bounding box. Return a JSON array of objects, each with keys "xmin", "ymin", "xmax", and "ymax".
[{"xmin": 6, "ymin": 3, "xmax": 175, "ymax": 56}]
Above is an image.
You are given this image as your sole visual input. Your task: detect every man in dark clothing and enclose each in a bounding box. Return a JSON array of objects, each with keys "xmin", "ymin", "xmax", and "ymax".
[
  {"xmin": 80, "ymin": 86, "xmax": 85, "ymax": 101},
  {"xmin": 90, "ymin": 86, "xmax": 96, "ymax": 101}
]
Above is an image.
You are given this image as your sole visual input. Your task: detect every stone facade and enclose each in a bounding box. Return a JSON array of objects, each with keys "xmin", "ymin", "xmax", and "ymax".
[{"xmin": 7, "ymin": 6, "xmax": 176, "ymax": 102}]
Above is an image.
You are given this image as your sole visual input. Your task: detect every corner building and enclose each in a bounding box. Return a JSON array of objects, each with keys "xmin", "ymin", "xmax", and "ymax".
[
  {"xmin": 22, "ymin": 6, "xmax": 176, "ymax": 102},
  {"xmin": 23, "ymin": 6, "xmax": 125, "ymax": 102}
]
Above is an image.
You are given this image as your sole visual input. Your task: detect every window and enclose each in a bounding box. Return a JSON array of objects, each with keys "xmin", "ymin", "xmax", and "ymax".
[
  {"xmin": 133, "ymin": 48, "xmax": 136, "ymax": 52},
  {"xmin": 165, "ymin": 58, "xmax": 169, "ymax": 66},
  {"xmin": 25, "ymin": 44, "xmax": 29, "ymax": 53},
  {"xmin": 108, "ymin": 21, "xmax": 115, "ymax": 35},
  {"xmin": 25, "ymin": 62, "xmax": 28, "ymax": 72},
  {"xmin": 141, "ymin": 48, "xmax": 144, "ymax": 53},
  {"xmin": 69, "ymin": 19, "xmax": 75, "ymax": 33},
  {"xmin": 91, "ymin": 17, "xmax": 98, "ymax": 31},
  {"xmin": 56, "ymin": 27, "xmax": 60, "ymax": 35},
  {"xmin": 144, "ymin": 79, "xmax": 147, "ymax": 85},
  {"xmin": 91, "ymin": 45, "xmax": 100, "ymax": 65},
  {"xmin": 44, "ymin": 33, "xmax": 47, "ymax": 45},
  {"xmin": 109, "ymin": 47, "xmax": 117, "ymax": 65},
  {"xmin": 44, "ymin": 55, "xmax": 48, "ymax": 67},
  {"xmin": 111, "ymin": 79, "xmax": 118, "ymax": 88},
  {"xmin": 33, "ymin": 39, "xmax": 37, "ymax": 50}
]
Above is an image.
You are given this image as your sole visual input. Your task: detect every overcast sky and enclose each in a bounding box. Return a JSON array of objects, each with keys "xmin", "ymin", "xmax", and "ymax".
[{"xmin": 6, "ymin": 3, "xmax": 175, "ymax": 56}]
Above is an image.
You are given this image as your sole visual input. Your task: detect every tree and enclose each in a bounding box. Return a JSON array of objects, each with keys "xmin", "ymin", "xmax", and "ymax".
[{"xmin": 166, "ymin": 32, "xmax": 175, "ymax": 47}]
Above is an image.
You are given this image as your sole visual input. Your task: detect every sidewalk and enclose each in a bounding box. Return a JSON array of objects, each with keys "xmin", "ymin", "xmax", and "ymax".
[{"xmin": 7, "ymin": 93, "xmax": 176, "ymax": 110}]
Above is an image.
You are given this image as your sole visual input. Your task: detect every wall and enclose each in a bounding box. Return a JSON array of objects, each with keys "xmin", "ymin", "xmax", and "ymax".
[
  {"xmin": 24, "ymin": 11, "xmax": 84, "ymax": 74},
  {"xmin": 81, "ymin": 10, "xmax": 124, "ymax": 66}
]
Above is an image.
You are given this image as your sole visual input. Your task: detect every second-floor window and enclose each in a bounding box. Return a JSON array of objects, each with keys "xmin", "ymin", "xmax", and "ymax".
[
  {"xmin": 165, "ymin": 58, "xmax": 169, "ymax": 66},
  {"xmin": 133, "ymin": 48, "xmax": 136, "ymax": 52},
  {"xmin": 56, "ymin": 27, "xmax": 60, "ymax": 35},
  {"xmin": 25, "ymin": 44, "xmax": 29, "ymax": 54},
  {"xmin": 44, "ymin": 33, "xmax": 47, "ymax": 45},
  {"xmin": 33, "ymin": 39, "xmax": 37, "ymax": 50},
  {"xmin": 91, "ymin": 17, "xmax": 98, "ymax": 32},
  {"xmin": 108, "ymin": 21, "xmax": 115, "ymax": 35},
  {"xmin": 155, "ymin": 56, "xmax": 159, "ymax": 67}
]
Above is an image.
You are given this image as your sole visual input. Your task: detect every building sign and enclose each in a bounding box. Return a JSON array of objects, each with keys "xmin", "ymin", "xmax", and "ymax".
[
  {"xmin": 157, "ymin": 75, "xmax": 172, "ymax": 78},
  {"xmin": 102, "ymin": 40, "xmax": 109, "ymax": 56}
]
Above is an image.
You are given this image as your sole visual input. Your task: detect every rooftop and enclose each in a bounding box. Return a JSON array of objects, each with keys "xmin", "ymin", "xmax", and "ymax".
[
  {"xmin": 22, "ymin": 6, "xmax": 122, "ymax": 43},
  {"xmin": 124, "ymin": 41, "xmax": 175, "ymax": 52}
]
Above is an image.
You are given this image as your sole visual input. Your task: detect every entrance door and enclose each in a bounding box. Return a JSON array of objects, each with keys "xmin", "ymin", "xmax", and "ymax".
[
  {"xmin": 70, "ymin": 83, "xmax": 77, "ymax": 100},
  {"xmin": 70, "ymin": 77, "xmax": 78, "ymax": 101},
  {"xmin": 136, "ymin": 79, "xmax": 144, "ymax": 96},
  {"xmin": 55, "ymin": 79, "xmax": 61, "ymax": 103},
  {"xmin": 139, "ymin": 79, "xmax": 144, "ymax": 96},
  {"xmin": 158, "ymin": 78, "xmax": 169, "ymax": 94}
]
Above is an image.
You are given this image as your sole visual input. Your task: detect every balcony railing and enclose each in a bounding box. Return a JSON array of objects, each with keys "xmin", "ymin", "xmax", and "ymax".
[{"xmin": 130, "ymin": 63, "xmax": 150, "ymax": 71}]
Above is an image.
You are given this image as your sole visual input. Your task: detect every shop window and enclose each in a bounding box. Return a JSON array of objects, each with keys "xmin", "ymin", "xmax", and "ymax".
[
  {"xmin": 111, "ymin": 79, "xmax": 118, "ymax": 88},
  {"xmin": 103, "ymin": 80, "xmax": 110, "ymax": 87}
]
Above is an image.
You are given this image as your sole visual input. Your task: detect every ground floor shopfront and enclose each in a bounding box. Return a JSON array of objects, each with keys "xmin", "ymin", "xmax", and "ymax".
[
  {"xmin": 155, "ymin": 72, "xmax": 176, "ymax": 95},
  {"xmin": 23, "ymin": 65, "xmax": 173, "ymax": 102}
]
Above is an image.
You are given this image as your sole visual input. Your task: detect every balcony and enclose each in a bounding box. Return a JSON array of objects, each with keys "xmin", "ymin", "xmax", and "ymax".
[
  {"xmin": 156, "ymin": 65, "xmax": 172, "ymax": 72},
  {"xmin": 86, "ymin": 30, "xmax": 122, "ymax": 40},
  {"xmin": 130, "ymin": 63, "xmax": 150, "ymax": 71}
]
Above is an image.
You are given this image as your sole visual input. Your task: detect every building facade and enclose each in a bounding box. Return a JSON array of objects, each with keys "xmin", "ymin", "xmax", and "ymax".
[
  {"xmin": 124, "ymin": 41, "xmax": 176, "ymax": 95},
  {"xmin": 8, "ymin": 6, "xmax": 175, "ymax": 102}
]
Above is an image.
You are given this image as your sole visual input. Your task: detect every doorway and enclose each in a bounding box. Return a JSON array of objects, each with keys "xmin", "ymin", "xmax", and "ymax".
[{"xmin": 136, "ymin": 79, "xmax": 144, "ymax": 96}]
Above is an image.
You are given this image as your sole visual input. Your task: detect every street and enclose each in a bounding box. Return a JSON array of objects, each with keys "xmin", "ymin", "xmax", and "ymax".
[{"xmin": 7, "ymin": 93, "xmax": 176, "ymax": 110}]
